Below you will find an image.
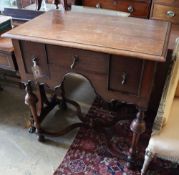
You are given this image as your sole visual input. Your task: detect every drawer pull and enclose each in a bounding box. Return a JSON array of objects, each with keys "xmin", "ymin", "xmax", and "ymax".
[
  {"xmin": 121, "ymin": 72, "xmax": 127, "ymax": 85},
  {"xmin": 167, "ymin": 10, "xmax": 175, "ymax": 17},
  {"xmin": 96, "ymin": 3, "xmax": 101, "ymax": 9},
  {"xmin": 112, "ymin": 0, "xmax": 117, "ymax": 5},
  {"xmin": 32, "ymin": 57, "xmax": 42, "ymax": 79},
  {"xmin": 128, "ymin": 5, "xmax": 134, "ymax": 13},
  {"xmin": 70, "ymin": 55, "xmax": 79, "ymax": 69}
]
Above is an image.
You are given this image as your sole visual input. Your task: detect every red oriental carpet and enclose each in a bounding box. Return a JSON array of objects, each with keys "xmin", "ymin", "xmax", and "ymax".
[{"xmin": 53, "ymin": 97, "xmax": 179, "ymax": 175}]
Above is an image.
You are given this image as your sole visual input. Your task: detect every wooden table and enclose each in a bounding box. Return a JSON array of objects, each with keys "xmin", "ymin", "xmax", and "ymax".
[{"xmin": 3, "ymin": 10, "xmax": 171, "ymax": 169}]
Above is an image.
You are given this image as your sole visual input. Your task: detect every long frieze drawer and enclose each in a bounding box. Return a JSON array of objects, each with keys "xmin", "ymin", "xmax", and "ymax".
[
  {"xmin": 109, "ymin": 55, "xmax": 144, "ymax": 95},
  {"xmin": 117, "ymin": 1, "xmax": 150, "ymax": 17},
  {"xmin": 20, "ymin": 41, "xmax": 49, "ymax": 77},
  {"xmin": 47, "ymin": 45, "xmax": 109, "ymax": 74},
  {"xmin": 151, "ymin": 4, "xmax": 179, "ymax": 24}
]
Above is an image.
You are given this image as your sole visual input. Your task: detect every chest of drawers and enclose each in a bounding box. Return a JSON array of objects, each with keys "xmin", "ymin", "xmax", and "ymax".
[
  {"xmin": 82, "ymin": 0, "xmax": 152, "ymax": 18},
  {"xmin": 151, "ymin": 0, "xmax": 179, "ymax": 24},
  {"xmin": 150, "ymin": 0, "xmax": 179, "ymax": 51}
]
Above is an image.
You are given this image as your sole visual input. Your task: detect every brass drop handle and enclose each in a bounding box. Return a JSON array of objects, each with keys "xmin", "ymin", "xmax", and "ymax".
[
  {"xmin": 167, "ymin": 10, "xmax": 175, "ymax": 17},
  {"xmin": 128, "ymin": 5, "xmax": 134, "ymax": 13},
  {"xmin": 121, "ymin": 72, "xmax": 127, "ymax": 85},
  {"xmin": 32, "ymin": 57, "xmax": 38, "ymax": 66},
  {"xmin": 32, "ymin": 57, "xmax": 42, "ymax": 79},
  {"xmin": 112, "ymin": 0, "xmax": 117, "ymax": 5},
  {"xmin": 70, "ymin": 55, "xmax": 79, "ymax": 69},
  {"xmin": 96, "ymin": 3, "xmax": 101, "ymax": 8}
]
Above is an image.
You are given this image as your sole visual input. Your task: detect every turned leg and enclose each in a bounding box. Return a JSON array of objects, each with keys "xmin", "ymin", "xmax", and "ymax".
[
  {"xmin": 39, "ymin": 83, "xmax": 49, "ymax": 106},
  {"xmin": 60, "ymin": 80, "xmax": 67, "ymax": 109},
  {"xmin": 62, "ymin": 0, "xmax": 68, "ymax": 10},
  {"xmin": 24, "ymin": 81, "xmax": 45, "ymax": 142},
  {"xmin": 37, "ymin": 83, "xmax": 50, "ymax": 118},
  {"xmin": 126, "ymin": 109, "xmax": 146, "ymax": 169},
  {"xmin": 55, "ymin": 80, "xmax": 67, "ymax": 110},
  {"xmin": 141, "ymin": 150, "xmax": 155, "ymax": 175},
  {"xmin": 36, "ymin": 0, "xmax": 43, "ymax": 10},
  {"xmin": 54, "ymin": 0, "xmax": 60, "ymax": 9},
  {"xmin": 28, "ymin": 113, "xmax": 36, "ymax": 133}
]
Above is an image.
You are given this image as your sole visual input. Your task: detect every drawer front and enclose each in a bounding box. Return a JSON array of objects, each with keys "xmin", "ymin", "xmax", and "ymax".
[
  {"xmin": 83, "ymin": 0, "xmax": 118, "ymax": 10},
  {"xmin": 83, "ymin": 0, "xmax": 150, "ymax": 17},
  {"xmin": 47, "ymin": 45, "xmax": 109, "ymax": 75},
  {"xmin": 117, "ymin": 1, "xmax": 150, "ymax": 17},
  {"xmin": 151, "ymin": 4, "xmax": 179, "ymax": 24},
  {"xmin": 20, "ymin": 41, "xmax": 49, "ymax": 77},
  {"xmin": 109, "ymin": 55, "xmax": 143, "ymax": 95}
]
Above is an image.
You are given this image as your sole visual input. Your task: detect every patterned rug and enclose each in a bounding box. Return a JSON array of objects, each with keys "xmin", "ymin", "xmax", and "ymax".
[{"xmin": 54, "ymin": 97, "xmax": 179, "ymax": 175}]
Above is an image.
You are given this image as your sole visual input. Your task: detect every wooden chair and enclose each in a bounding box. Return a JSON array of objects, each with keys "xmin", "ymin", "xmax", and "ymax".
[
  {"xmin": 141, "ymin": 38, "xmax": 179, "ymax": 175},
  {"xmin": 36, "ymin": 0, "xmax": 67, "ymax": 10}
]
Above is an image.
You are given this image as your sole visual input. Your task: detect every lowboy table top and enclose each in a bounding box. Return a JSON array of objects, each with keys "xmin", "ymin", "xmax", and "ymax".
[{"xmin": 3, "ymin": 10, "xmax": 171, "ymax": 61}]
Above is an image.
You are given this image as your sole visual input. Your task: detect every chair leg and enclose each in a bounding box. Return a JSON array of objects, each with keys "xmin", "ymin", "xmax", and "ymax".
[{"xmin": 141, "ymin": 150, "xmax": 155, "ymax": 175}]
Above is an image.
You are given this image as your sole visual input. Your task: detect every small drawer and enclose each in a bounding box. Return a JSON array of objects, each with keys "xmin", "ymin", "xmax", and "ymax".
[
  {"xmin": 151, "ymin": 4, "xmax": 179, "ymax": 24},
  {"xmin": 20, "ymin": 41, "xmax": 49, "ymax": 77},
  {"xmin": 83, "ymin": 0, "xmax": 118, "ymax": 10},
  {"xmin": 109, "ymin": 55, "xmax": 143, "ymax": 95},
  {"xmin": 47, "ymin": 45, "xmax": 109, "ymax": 75},
  {"xmin": 117, "ymin": 1, "xmax": 150, "ymax": 17}
]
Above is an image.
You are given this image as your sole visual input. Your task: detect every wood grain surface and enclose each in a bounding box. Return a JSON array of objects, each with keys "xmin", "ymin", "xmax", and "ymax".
[{"xmin": 3, "ymin": 10, "xmax": 170, "ymax": 61}]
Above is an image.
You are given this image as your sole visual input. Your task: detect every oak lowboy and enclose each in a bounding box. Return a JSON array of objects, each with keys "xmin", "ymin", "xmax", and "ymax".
[{"xmin": 3, "ymin": 10, "xmax": 171, "ymax": 169}]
